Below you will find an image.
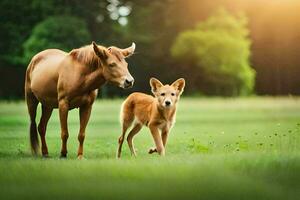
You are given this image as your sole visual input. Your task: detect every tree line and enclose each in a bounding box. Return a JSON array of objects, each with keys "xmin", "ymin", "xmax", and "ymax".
[{"xmin": 0, "ymin": 0, "xmax": 299, "ymax": 98}]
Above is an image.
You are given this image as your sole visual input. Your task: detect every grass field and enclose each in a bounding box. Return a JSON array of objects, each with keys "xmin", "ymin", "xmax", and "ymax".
[{"xmin": 0, "ymin": 97, "xmax": 299, "ymax": 200}]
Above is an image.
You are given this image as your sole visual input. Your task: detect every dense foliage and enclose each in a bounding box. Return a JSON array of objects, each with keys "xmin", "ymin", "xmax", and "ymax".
[
  {"xmin": 23, "ymin": 16, "xmax": 91, "ymax": 63},
  {"xmin": 171, "ymin": 9, "xmax": 255, "ymax": 96},
  {"xmin": 0, "ymin": 0, "xmax": 300, "ymax": 98}
]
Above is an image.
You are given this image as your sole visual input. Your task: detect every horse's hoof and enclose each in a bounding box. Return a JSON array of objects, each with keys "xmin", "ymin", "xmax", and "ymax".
[
  {"xmin": 42, "ymin": 154, "xmax": 50, "ymax": 158},
  {"xmin": 60, "ymin": 154, "xmax": 67, "ymax": 159},
  {"xmin": 77, "ymin": 155, "xmax": 85, "ymax": 160}
]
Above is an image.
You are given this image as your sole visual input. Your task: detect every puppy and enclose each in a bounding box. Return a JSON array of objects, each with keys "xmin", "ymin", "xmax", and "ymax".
[{"xmin": 117, "ymin": 77, "xmax": 185, "ymax": 158}]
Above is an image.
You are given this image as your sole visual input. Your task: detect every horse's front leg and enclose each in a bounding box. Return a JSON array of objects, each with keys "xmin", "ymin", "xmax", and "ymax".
[
  {"xmin": 77, "ymin": 104, "xmax": 92, "ymax": 159},
  {"xmin": 59, "ymin": 99, "xmax": 69, "ymax": 158}
]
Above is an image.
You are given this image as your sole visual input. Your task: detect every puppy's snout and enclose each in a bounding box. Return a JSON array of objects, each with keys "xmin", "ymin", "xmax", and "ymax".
[
  {"xmin": 124, "ymin": 78, "xmax": 134, "ymax": 88},
  {"xmin": 165, "ymin": 100, "xmax": 171, "ymax": 106}
]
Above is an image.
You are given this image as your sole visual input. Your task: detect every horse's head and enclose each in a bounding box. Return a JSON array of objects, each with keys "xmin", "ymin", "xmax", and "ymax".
[{"xmin": 92, "ymin": 42, "xmax": 135, "ymax": 89}]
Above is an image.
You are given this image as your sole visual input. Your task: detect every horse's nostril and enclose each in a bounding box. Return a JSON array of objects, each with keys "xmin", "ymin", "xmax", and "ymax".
[
  {"xmin": 125, "ymin": 79, "xmax": 134, "ymax": 85},
  {"xmin": 124, "ymin": 79, "xmax": 134, "ymax": 88}
]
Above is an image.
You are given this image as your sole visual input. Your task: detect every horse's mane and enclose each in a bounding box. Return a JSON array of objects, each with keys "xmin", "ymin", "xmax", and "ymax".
[{"xmin": 70, "ymin": 44, "xmax": 105, "ymax": 69}]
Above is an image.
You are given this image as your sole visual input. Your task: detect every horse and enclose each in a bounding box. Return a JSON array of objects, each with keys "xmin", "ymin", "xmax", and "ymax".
[{"xmin": 25, "ymin": 41, "xmax": 136, "ymax": 159}]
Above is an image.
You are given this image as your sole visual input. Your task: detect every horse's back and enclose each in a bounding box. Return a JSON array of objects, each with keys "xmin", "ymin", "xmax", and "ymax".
[
  {"xmin": 30, "ymin": 49, "xmax": 67, "ymax": 68},
  {"xmin": 27, "ymin": 49, "xmax": 68, "ymax": 107}
]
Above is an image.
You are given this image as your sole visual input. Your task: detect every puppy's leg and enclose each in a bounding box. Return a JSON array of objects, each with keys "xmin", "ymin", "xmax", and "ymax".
[
  {"xmin": 162, "ymin": 128, "xmax": 170, "ymax": 147},
  {"xmin": 149, "ymin": 125, "xmax": 165, "ymax": 156},
  {"xmin": 149, "ymin": 128, "xmax": 169, "ymax": 154},
  {"xmin": 127, "ymin": 123, "xmax": 142, "ymax": 156},
  {"xmin": 117, "ymin": 109, "xmax": 133, "ymax": 158}
]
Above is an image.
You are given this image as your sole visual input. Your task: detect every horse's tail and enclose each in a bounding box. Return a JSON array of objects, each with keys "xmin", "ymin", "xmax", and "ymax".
[{"xmin": 25, "ymin": 59, "xmax": 39, "ymax": 155}]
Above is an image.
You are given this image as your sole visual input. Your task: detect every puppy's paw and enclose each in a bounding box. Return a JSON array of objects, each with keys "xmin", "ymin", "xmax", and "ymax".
[{"xmin": 148, "ymin": 147, "xmax": 157, "ymax": 154}]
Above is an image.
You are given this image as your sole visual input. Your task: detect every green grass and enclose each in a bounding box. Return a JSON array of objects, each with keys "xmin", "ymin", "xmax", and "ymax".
[{"xmin": 0, "ymin": 97, "xmax": 300, "ymax": 200}]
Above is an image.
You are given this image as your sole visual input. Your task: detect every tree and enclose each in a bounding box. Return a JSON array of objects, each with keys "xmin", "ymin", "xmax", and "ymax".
[
  {"xmin": 171, "ymin": 8, "xmax": 255, "ymax": 96},
  {"xmin": 23, "ymin": 15, "xmax": 91, "ymax": 63}
]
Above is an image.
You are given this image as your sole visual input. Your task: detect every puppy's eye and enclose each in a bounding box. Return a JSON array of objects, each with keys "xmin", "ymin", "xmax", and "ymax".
[
  {"xmin": 171, "ymin": 93, "xmax": 175, "ymax": 96},
  {"xmin": 161, "ymin": 93, "xmax": 165, "ymax": 96},
  {"xmin": 109, "ymin": 63, "xmax": 116, "ymax": 67}
]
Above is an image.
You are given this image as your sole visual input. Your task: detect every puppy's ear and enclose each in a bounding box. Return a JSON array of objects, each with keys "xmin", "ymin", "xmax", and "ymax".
[
  {"xmin": 171, "ymin": 78, "xmax": 185, "ymax": 95},
  {"xmin": 150, "ymin": 78, "xmax": 163, "ymax": 94},
  {"xmin": 92, "ymin": 41, "xmax": 108, "ymax": 60}
]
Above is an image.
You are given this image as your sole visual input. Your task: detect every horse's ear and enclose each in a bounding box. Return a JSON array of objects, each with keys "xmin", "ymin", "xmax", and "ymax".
[
  {"xmin": 69, "ymin": 49, "xmax": 78, "ymax": 59},
  {"xmin": 92, "ymin": 41, "xmax": 108, "ymax": 60},
  {"xmin": 121, "ymin": 42, "xmax": 136, "ymax": 58}
]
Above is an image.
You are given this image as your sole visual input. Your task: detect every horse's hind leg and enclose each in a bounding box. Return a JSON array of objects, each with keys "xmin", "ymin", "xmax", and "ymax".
[
  {"xmin": 38, "ymin": 105, "xmax": 53, "ymax": 157},
  {"xmin": 77, "ymin": 105, "xmax": 92, "ymax": 159},
  {"xmin": 26, "ymin": 91, "xmax": 39, "ymax": 155},
  {"xmin": 58, "ymin": 99, "xmax": 69, "ymax": 158}
]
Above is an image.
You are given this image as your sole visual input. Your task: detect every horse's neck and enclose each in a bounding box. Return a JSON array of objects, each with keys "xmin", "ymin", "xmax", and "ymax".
[{"xmin": 83, "ymin": 67, "xmax": 106, "ymax": 91}]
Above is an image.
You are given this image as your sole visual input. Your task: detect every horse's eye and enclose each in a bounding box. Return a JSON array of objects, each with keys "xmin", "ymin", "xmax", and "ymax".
[
  {"xmin": 161, "ymin": 93, "xmax": 165, "ymax": 96},
  {"xmin": 109, "ymin": 63, "xmax": 116, "ymax": 67},
  {"xmin": 171, "ymin": 93, "xmax": 175, "ymax": 96}
]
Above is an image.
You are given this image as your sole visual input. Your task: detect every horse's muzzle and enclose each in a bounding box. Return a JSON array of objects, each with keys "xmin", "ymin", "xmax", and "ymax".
[{"xmin": 123, "ymin": 78, "xmax": 134, "ymax": 89}]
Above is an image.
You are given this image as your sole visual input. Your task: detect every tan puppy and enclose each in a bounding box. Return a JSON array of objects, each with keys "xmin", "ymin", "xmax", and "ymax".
[{"xmin": 117, "ymin": 78, "xmax": 185, "ymax": 158}]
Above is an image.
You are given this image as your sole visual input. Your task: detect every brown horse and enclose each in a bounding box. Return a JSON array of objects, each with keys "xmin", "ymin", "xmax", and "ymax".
[{"xmin": 25, "ymin": 41, "xmax": 136, "ymax": 159}]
